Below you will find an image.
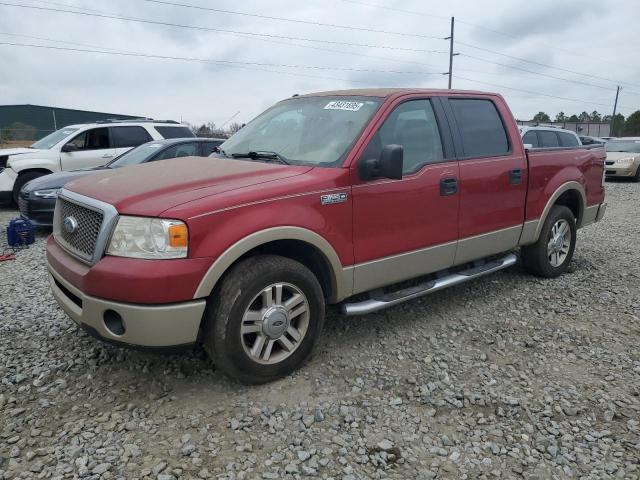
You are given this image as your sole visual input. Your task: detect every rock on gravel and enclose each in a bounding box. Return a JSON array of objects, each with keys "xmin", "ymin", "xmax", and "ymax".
[{"xmin": 1, "ymin": 181, "xmax": 639, "ymax": 479}]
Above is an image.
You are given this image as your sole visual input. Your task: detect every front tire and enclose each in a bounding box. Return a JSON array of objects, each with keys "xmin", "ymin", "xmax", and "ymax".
[
  {"xmin": 202, "ymin": 255, "xmax": 325, "ymax": 384},
  {"xmin": 13, "ymin": 171, "xmax": 47, "ymax": 205},
  {"xmin": 522, "ymin": 205, "xmax": 577, "ymax": 278}
]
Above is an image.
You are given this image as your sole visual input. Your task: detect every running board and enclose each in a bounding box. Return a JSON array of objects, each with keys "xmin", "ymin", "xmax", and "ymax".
[{"xmin": 342, "ymin": 253, "xmax": 518, "ymax": 316}]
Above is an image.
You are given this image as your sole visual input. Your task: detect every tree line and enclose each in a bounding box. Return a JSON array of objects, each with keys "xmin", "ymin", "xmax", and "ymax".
[
  {"xmin": 185, "ymin": 121, "xmax": 244, "ymax": 139},
  {"xmin": 530, "ymin": 110, "xmax": 640, "ymax": 136}
]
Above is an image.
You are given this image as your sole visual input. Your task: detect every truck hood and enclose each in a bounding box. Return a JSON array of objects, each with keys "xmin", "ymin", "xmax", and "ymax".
[
  {"xmin": 65, "ymin": 156, "xmax": 313, "ymax": 217},
  {"xmin": 0, "ymin": 147, "xmax": 38, "ymax": 157}
]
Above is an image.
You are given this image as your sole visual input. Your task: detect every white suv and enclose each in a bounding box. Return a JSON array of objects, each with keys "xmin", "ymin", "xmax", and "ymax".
[
  {"xmin": 519, "ymin": 125, "xmax": 582, "ymax": 149},
  {"xmin": 0, "ymin": 120, "xmax": 194, "ymax": 204}
]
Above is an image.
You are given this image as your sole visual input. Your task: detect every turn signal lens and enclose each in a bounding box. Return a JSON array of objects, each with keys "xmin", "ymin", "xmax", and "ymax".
[{"xmin": 168, "ymin": 223, "xmax": 188, "ymax": 248}]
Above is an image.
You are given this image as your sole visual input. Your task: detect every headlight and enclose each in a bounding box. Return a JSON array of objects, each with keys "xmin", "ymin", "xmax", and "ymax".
[
  {"xmin": 615, "ymin": 157, "xmax": 634, "ymax": 166},
  {"xmin": 106, "ymin": 216, "xmax": 188, "ymax": 259},
  {"xmin": 33, "ymin": 188, "xmax": 60, "ymax": 199}
]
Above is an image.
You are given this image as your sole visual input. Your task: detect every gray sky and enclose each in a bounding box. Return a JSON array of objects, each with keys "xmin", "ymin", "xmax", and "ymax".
[{"xmin": 1, "ymin": 0, "xmax": 639, "ymax": 126}]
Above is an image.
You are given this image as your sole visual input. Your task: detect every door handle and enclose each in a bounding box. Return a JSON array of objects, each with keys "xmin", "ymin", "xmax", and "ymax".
[
  {"xmin": 440, "ymin": 177, "xmax": 458, "ymax": 196},
  {"xmin": 509, "ymin": 169, "xmax": 523, "ymax": 185}
]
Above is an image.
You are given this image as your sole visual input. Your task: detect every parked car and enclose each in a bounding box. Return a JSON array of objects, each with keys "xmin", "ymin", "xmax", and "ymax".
[
  {"xmin": 0, "ymin": 120, "xmax": 194, "ymax": 205},
  {"xmin": 604, "ymin": 137, "xmax": 640, "ymax": 181},
  {"xmin": 519, "ymin": 126, "xmax": 582, "ymax": 148},
  {"xmin": 19, "ymin": 137, "xmax": 225, "ymax": 226},
  {"xmin": 46, "ymin": 89, "xmax": 606, "ymax": 384},
  {"xmin": 579, "ymin": 136, "xmax": 607, "ymax": 145}
]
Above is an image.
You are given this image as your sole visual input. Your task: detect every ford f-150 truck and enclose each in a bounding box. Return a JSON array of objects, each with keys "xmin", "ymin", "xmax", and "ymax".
[{"xmin": 46, "ymin": 89, "xmax": 607, "ymax": 384}]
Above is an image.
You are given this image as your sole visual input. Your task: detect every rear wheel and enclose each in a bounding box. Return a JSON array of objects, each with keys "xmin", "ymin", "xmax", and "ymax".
[
  {"xmin": 522, "ymin": 205, "xmax": 576, "ymax": 278},
  {"xmin": 202, "ymin": 255, "xmax": 325, "ymax": 384},
  {"xmin": 634, "ymin": 164, "xmax": 640, "ymax": 183},
  {"xmin": 12, "ymin": 171, "xmax": 47, "ymax": 205}
]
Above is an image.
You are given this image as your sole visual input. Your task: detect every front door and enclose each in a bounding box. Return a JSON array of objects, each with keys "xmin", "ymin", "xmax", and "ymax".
[
  {"xmin": 444, "ymin": 97, "xmax": 527, "ymax": 264},
  {"xmin": 60, "ymin": 127, "xmax": 116, "ymax": 170},
  {"xmin": 351, "ymin": 97, "xmax": 460, "ymax": 294}
]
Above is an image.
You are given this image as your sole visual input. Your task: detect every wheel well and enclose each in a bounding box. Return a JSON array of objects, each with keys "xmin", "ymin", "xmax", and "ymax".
[
  {"xmin": 234, "ymin": 240, "xmax": 334, "ymax": 300},
  {"xmin": 554, "ymin": 189, "xmax": 582, "ymax": 225}
]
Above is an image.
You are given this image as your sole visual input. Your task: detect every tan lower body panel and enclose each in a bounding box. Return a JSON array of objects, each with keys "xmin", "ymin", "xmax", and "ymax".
[
  {"xmin": 352, "ymin": 242, "xmax": 457, "ymax": 295},
  {"xmin": 48, "ymin": 263, "xmax": 206, "ymax": 347},
  {"xmin": 453, "ymin": 225, "xmax": 522, "ymax": 265}
]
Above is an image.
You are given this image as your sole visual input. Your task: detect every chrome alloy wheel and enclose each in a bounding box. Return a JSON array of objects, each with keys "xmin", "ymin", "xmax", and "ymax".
[
  {"xmin": 240, "ymin": 283, "xmax": 310, "ymax": 365},
  {"xmin": 547, "ymin": 219, "xmax": 572, "ymax": 267}
]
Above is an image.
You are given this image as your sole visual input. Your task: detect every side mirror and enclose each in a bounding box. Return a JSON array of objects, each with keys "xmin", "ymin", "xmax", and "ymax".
[
  {"xmin": 359, "ymin": 144, "xmax": 404, "ymax": 181},
  {"xmin": 61, "ymin": 143, "xmax": 79, "ymax": 153}
]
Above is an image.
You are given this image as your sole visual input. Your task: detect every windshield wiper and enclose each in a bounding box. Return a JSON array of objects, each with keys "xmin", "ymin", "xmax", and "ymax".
[{"xmin": 230, "ymin": 151, "xmax": 290, "ymax": 165}]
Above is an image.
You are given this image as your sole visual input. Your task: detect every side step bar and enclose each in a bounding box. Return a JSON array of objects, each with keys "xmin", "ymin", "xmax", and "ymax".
[{"xmin": 342, "ymin": 253, "xmax": 518, "ymax": 316}]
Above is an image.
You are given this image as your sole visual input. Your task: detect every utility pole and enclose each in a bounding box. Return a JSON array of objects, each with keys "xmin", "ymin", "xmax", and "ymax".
[
  {"xmin": 445, "ymin": 17, "xmax": 458, "ymax": 89},
  {"xmin": 610, "ymin": 86, "xmax": 620, "ymax": 137}
]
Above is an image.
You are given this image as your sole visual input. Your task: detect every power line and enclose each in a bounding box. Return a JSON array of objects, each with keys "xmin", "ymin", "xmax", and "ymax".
[
  {"xmin": 139, "ymin": 0, "xmax": 446, "ymax": 40},
  {"xmin": 0, "ymin": 41, "xmax": 446, "ymax": 76},
  {"xmin": 336, "ymin": 0, "xmax": 639, "ymax": 74},
  {"xmin": 0, "ymin": 2, "xmax": 449, "ymax": 53},
  {"xmin": 455, "ymin": 41, "xmax": 640, "ymax": 89},
  {"xmin": 454, "ymin": 75, "xmax": 636, "ymax": 112}
]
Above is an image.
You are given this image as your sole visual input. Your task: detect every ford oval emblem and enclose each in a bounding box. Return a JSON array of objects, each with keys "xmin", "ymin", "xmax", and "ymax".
[{"xmin": 63, "ymin": 216, "xmax": 78, "ymax": 234}]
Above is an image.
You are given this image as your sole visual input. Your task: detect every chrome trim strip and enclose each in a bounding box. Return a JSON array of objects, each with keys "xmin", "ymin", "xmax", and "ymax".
[
  {"xmin": 343, "ymin": 253, "xmax": 518, "ymax": 315},
  {"xmin": 54, "ymin": 188, "xmax": 119, "ymax": 266}
]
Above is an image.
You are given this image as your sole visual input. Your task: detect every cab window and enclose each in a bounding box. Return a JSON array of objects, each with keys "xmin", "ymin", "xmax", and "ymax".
[
  {"xmin": 68, "ymin": 128, "xmax": 111, "ymax": 151},
  {"xmin": 522, "ymin": 131, "xmax": 539, "ymax": 148},
  {"xmin": 360, "ymin": 99, "xmax": 444, "ymax": 174}
]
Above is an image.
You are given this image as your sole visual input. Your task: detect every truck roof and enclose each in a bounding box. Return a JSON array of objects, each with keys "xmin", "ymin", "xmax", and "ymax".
[{"xmin": 297, "ymin": 88, "xmax": 496, "ymax": 98}]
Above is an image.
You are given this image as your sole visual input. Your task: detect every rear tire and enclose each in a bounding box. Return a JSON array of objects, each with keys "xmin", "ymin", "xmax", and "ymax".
[
  {"xmin": 202, "ymin": 255, "xmax": 325, "ymax": 384},
  {"xmin": 522, "ymin": 205, "xmax": 576, "ymax": 278},
  {"xmin": 633, "ymin": 164, "xmax": 640, "ymax": 183},
  {"xmin": 12, "ymin": 171, "xmax": 47, "ymax": 205}
]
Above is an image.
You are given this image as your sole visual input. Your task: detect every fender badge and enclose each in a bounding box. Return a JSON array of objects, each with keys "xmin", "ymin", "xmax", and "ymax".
[{"xmin": 320, "ymin": 192, "xmax": 348, "ymax": 205}]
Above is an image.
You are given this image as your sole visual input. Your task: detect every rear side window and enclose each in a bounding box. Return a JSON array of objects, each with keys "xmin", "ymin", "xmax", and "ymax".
[
  {"xmin": 558, "ymin": 131, "xmax": 579, "ymax": 147},
  {"xmin": 450, "ymin": 99, "xmax": 510, "ymax": 157},
  {"xmin": 154, "ymin": 126, "xmax": 195, "ymax": 139},
  {"xmin": 152, "ymin": 142, "xmax": 199, "ymax": 161},
  {"xmin": 111, "ymin": 126, "xmax": 152, "ymax": 148},
  {"xmin": 522, "ymin": 131, "xmax": 539, "ymax": 148},
  {"xmin": 539, "ymin": 130, "xmax": 560, "ymax": 148}
]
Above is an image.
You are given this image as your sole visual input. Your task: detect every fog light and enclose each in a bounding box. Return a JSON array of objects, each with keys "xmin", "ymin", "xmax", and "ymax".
[{"xmin": 103, "ymin": 310, "xmax": 126, "ymax": 336}]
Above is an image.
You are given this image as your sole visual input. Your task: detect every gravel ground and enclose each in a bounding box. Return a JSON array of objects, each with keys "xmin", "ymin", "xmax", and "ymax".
[{"xmin": 1, "ymin": 181, "xmax": 639, "ymax": 480}]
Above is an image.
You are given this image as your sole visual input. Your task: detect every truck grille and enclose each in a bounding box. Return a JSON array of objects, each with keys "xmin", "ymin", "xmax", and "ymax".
[{"xmin": 56, "ymin": 197, "xmax": 105, "ymax": 262}]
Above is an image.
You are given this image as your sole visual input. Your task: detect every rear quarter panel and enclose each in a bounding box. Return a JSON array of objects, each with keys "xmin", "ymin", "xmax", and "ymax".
[{"xmin": 525, "ymin": 146, "xmax": 605, "ymax": 222}]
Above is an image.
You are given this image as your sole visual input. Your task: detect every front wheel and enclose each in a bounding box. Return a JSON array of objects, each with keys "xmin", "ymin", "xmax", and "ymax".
[
  {"xmin": 202, "ymin": 255, "xmax": 325, "ymax": 384},
  {"xmin": 13, "ymin": 171, "xmax": 47, "ymax": 205},
  {"xmin": 522, "ymin": 205, "xmax": 577, "ymax": 278}
]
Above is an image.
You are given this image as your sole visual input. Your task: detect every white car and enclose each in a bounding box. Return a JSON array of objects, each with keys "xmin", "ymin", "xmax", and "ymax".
[
  {"xmin": 0, "ymin": 120, "xmax": 194, "ymax": 204},
  {"xmin": 605, "ymin": 137, "xmax": 640, "ymax": 181},
  {"xmin": 519, "ymin": 126, "xmax": 582, "ymax": 149}
]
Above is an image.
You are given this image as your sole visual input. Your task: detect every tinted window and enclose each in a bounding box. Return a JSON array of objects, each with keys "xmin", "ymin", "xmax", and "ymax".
[
  {"xmin": 450, "ymin": 99, "xmax": 509, "ymax": 157},
  {"xmin": 361, "ymin": 99, "xmax": 444, "ymax": 174},
  {"xmin": 112, "ymin": 126, "xmax": 152, "ymax": 148},
  {"xmin": 558, "ymin": 131, "xmax": 579, "ymax": 147},
  {"xmin": 201, "ymin": 141, "xmax": 223, "ymax": 156},
  {"xmin": 153, "ymin": 142, "xmax": 199, "ymax": 161},
  {"xmin": 539, "ymin": 130, "xmax": 560, "ymax": 148},
  {"xmin": 68, "ymin": 127, "xmax": 111, "ymax": 151},
  {"xmin": 154, "ymin": 126, "xmax": 195, "ymax": 139},
  {"xmin": 522, "ymin": 131, "xmax": 539, "ymax": 148}
]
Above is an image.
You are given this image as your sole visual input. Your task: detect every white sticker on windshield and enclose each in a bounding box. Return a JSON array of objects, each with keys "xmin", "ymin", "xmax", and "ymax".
[{"xmin": 324, "ymin": 100, "xmax": 364, "ymax": 111}]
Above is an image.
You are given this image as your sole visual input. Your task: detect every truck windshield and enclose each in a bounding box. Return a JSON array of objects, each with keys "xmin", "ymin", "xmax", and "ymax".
[
  {"xmin": 605, "ymin": 140, "xmax": 640, "ymax": 153},
  {"xmin": 30, "ymin": 127, "xmax": 79, "ymax": 149},
  {"xmin": 219, "ymin": 96, "xmax": 382, "ymax": 166}
]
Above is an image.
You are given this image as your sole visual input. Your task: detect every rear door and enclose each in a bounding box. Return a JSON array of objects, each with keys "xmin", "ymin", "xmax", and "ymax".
[
  {"xmin": 60, "ymin": 127, "xmax": 116, "ymax": 170},
  {"xmin": 444, "ymin": 97, "xmax": 527, "ymax": 264},
  {"xmin": 351, "ymin": 96, "xmax": 460, "ymax": 293},
  {"xmin": 111, "ymin": 126, "xmax": 153, "ymax": 158}
]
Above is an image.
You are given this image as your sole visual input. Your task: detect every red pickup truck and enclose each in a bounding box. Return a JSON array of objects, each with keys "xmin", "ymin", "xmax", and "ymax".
[{"xmin": 46, "ymin": 89, "xmax": 607, "ymax": 383}]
